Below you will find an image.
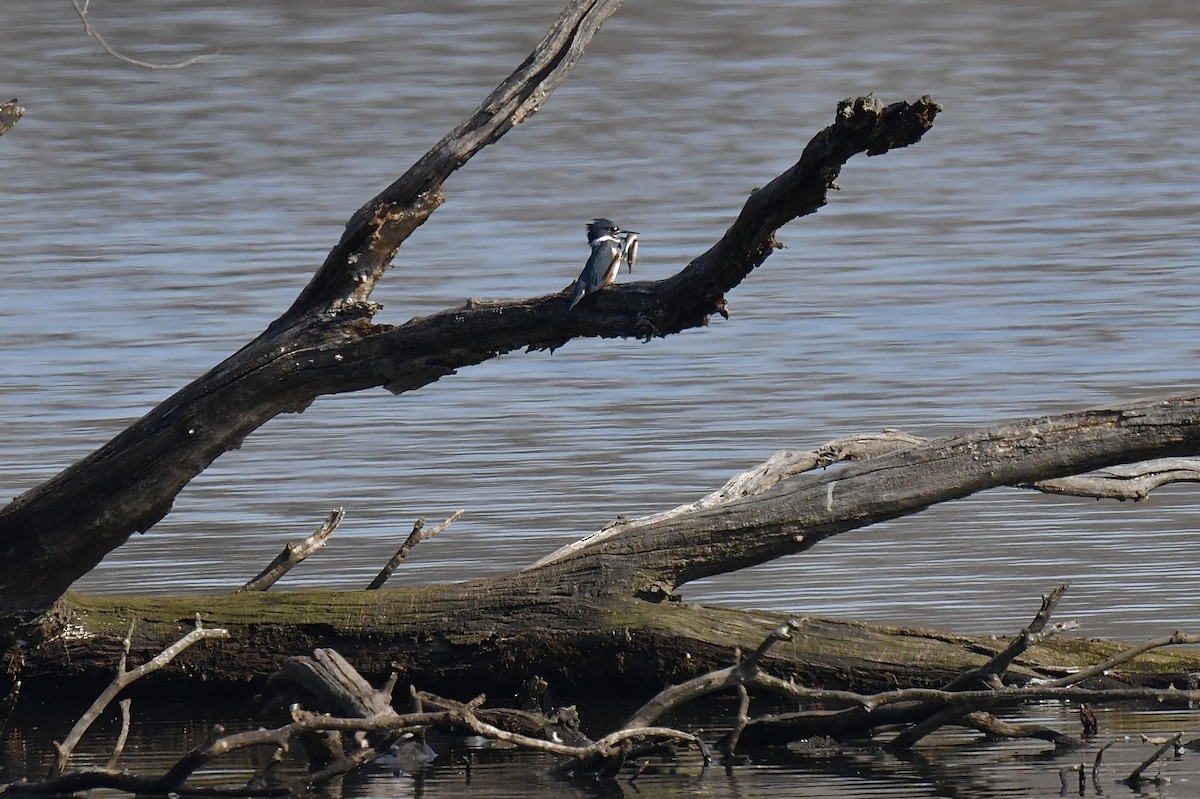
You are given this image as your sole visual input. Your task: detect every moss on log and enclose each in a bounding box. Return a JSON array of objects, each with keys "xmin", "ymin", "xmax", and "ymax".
[{"xmin": 22, "ymin": 589, "xmax": 1200, "ymax": 702}]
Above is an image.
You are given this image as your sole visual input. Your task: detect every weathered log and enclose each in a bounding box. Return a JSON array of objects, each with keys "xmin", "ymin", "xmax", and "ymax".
[
  {"xmin": 21, "ymin": 574, "xmax": 1200, "ymax": 701},
  {"xmin": 14, "ymin": 408, "xmax": 1200, "ymax": 698}
]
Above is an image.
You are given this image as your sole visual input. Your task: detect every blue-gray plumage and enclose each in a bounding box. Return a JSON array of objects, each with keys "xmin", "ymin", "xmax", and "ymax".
[{"xmin": 568, "ymin": 218, "xmax": 638, "ymax": 311}]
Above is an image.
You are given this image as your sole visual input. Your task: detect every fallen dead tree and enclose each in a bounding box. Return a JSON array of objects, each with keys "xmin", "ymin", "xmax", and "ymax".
[
  {"xmin": 5, "ymin": 593, "xmax": 1198, "ymax": 796},
  {"xmin": 13, "ymin": 417, "xmax": 1200, "ymax": 701}
]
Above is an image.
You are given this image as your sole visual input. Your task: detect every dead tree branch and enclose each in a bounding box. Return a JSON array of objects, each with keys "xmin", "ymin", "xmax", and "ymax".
[
  {"xmin": 1124, "ymin": 732, "xmax": 1183, "ymax": 786},
  {"xmin": 48, "ymin": 616, "xmax": 229, "ymax": 777},
  {"xmin": 0, "ymin": 79, "xmax": 939, "ymax": 624},
  {"xmin": 531, "ymin": 435, "xmax": 1200, "ymax": 577},
  {"xmin": 367, "ymin": 510, "xmax": 463, "ymax": 589},
  {"xmin": 238, "ymin": 508, "xmax": 344, "ymax": 593},
  {"xmin": 9, "ymin": 615, "xmax": 1200, "ymax": 795},
  {"xmin": 1030, "ymin": 457, "xmax": 1200, "ymax": 499},
  {"xmin": 513, "ymin": 397, "xmax": 1200, "ymax": 601},
  {"xmin": 727, "ymin": 599, "xmax": 1200, "ymax": 748},
  {"xmin": 105, "ymin": 699, "xmax": 132, "ymax": 769},
  {"xmin": 0, "ymin": 0, "xmax": 645, "ymax": 622},
  {"xmin": 1040, "ymin": 630, "xmax": 1200, "ymax": 688},
  {"xmin": 623, "ymin": 620, "xmax": 803, "ymax": 730},
  {"xmin": 882, "ymin": 585, "xmax": 1073, "ymax": 750}
]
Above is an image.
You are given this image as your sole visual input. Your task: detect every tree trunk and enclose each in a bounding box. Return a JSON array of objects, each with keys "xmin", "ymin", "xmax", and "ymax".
[{"xmin": 26, "ymin": 576, "xmax": 1200, "ymax": 700}]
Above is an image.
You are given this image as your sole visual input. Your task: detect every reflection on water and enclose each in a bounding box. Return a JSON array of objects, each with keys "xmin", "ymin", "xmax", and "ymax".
[
  {"xmin": 2, "ymin": 0, "xmax": 1199, "ymax": 668},
  {"xmin": 3, "ymin": 696, "xmax": 1198, "ymax": 799}
]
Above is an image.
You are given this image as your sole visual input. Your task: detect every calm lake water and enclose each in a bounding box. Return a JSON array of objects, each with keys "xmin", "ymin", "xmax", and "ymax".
[{"xmin": 3, "ymin": 0, "xmax": 1200, "ymax": 795}]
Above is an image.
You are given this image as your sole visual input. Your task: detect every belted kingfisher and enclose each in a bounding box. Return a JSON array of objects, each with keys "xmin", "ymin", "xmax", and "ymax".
[{"xmin": 567, "ymin": 218, "xmax": 639, "ymax": 311}]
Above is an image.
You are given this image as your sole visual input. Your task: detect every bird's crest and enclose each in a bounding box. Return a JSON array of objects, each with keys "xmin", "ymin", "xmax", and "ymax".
[{"xmin": 586, "ymin": 218, "xmax": 620, "ymax": 243}]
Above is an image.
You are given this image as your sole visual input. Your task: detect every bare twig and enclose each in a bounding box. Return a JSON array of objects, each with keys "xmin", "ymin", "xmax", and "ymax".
[
  {"xmin": 49, "ymin": 616, "xmax": 229, "ymax": 777},
  {"xmin": 886, "ymin": 587, "xmax": 1071, "ymax": 750},
  {"xmin": 1124, "ymin": 732, "xmax": 1182, "ymax": 786},
  {"xmin": 436, "ymin": 691, "xmax": 698, "ymax": 758},
  {"xmin": 105, "ymin": 699, "xmax": 132, "ymax": 769},
  {"xmin": 70, "ymin": 0, "xmax": 216, "ymax": 70},
  {"xmin": 625, "ymin": 619, "xmax": 803, "ymax": 729},
  {"xmin": 1041, "ymin": 630, "xmax": 1200, "ymax": 688},
  {"xmin": 238, "ymin": 508, "xmax": 344, "ymax": 593},
  {"xmin": 720, "ymin": 683, "xmax": 751, "ymax": 758},
  {"xmin": 367, "ymin": 510, "xmax": 464, "ymax": 589},
  {"xmin": 942, "ymin": 584, "xmax": 1070, "ymax": 693}
]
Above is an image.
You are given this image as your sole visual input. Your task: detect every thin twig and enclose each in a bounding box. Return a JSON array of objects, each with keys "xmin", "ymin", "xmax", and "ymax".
[
  {"xmin": 105, "ymin": 699, "xmax": 132, "ymax": 769},
  {"xmin": 1041, "ymin": 630, "xmax": 1200, "ymax": 688},
  {"xmin": 49, "ymin": 616, "xmax": 229, "ymax": 777},
  {"xmin": 367, "ymin": 510, "xmax": 463, "ymax": 589},
  {"xmin": 238, "ymin": 508, "xmax": 344, "ymax": 592},
  {"xmin": 721, "ymin": 683, "xmax": 751, "ymax": 758},
  {"xmin": 887, "ymin": 588, "xmax": 1071, "ymax": 750},
  {"xmin": 70, "ymin": 0, "xmax": 216, "ymax": 70},
  {"xmin": 625, "ymin": 619, "xmax": 803, "ymax": 729}
]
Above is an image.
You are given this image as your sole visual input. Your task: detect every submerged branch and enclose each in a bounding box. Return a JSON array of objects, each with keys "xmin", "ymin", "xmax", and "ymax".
[{"xmin": 49, "ymin": 617, "xmax": 229, "ymax": 777}]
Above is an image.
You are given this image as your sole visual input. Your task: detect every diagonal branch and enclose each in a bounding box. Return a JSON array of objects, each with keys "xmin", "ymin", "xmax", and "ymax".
[
  {"xmin": 510, "ymin": 395, "xmax": 1200, "ymax": 597},
  {"xmin": 49, "ymin": 617, "xmax": 229, "ymax": 777},
  {"xmin": 0, "ymin": 77, "xmax": 939, "ymax": 622},
  {"xmin": 0, "ymin": 0, "xmax": 619, "ymax": 622},
  {"xmin": 280, "ymin": 0, "xmax": 627, "ymax": 322},
  {"xmin": 238, "ymin": 508, "xmax": 345, "ymax": 593}
]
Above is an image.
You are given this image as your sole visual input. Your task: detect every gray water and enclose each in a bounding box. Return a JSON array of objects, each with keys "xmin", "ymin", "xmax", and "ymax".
[{"xmin": 4, "ymin": 2, "xmax": 1200, "ymax": 794}]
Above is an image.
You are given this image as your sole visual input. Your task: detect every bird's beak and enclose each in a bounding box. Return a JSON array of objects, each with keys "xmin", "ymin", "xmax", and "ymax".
[{"xmin": 623, "ymin": 230, "xmax": 639, "ymax": 236}]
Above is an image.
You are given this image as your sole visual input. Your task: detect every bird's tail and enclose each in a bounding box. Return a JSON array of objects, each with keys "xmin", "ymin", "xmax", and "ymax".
[{"xmin": 567, "ymin": 280, "xmax": 586, "ymax": 312}]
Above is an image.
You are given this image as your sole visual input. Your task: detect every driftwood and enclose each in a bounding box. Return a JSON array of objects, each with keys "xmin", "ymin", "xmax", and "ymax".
[
  {"xmin": 6, "ymin": 602, "xmax": 1198, "ymax": 796},
  {"xmin": 14, "ymin": 413, "xmax": 1200, "ymax": 699},
  {"xmin": 367, "ymin": 510, "xmax": 463, "ymax": 590}
]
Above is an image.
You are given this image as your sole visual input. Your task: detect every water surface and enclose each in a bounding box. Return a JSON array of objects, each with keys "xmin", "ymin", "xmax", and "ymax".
[{"xmin": 3, "ymin": 0, "xmax": 1198, "ymax": 669}]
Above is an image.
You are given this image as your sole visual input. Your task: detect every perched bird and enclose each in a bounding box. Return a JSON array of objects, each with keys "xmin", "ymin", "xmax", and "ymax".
[{"xmin": 567, "ymin": 218, "xmax": 639, "ymax": 311}]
